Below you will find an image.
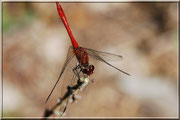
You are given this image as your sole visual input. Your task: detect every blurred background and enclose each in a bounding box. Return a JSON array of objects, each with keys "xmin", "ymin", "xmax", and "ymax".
[{"xmin": 2, "ymin": 2, "xmax": 178, "ymax": 118}]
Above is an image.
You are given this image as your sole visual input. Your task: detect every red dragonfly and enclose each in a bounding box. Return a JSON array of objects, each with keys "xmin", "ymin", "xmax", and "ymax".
[{"xmin": 45, "ymin": 2, "xmax": 130, "ymax": 103}]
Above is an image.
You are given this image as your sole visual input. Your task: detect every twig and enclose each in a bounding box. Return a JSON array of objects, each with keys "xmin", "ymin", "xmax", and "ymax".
[{"xmin": 43, "ymin": 75, "xmax": 93, "ymax": 118}]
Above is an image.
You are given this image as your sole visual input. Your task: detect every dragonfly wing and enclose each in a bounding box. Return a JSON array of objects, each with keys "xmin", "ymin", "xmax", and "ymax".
[
  {"xmin": 83, "ymin": 47, "xmax": 123, "ymax": 61},
  {"xmin": 45, "ymin": 46, "xmax": 75, "ymax": 103},
  {"xmin": 84, "ymin": 47, "xmax": 130, "ymax": 76}
]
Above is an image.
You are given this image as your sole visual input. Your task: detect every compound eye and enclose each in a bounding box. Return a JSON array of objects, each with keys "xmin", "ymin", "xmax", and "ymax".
[
  {"xmin": 82, "ymin": 64, "xmax": 95, "ymax": 75},
  {"xmin": 88, "ymin": 65, "xmax": 94, "ymax": 75},
  {"xmin": 89, "ymin": 65, "xmax": 94, "ymax": 71}
]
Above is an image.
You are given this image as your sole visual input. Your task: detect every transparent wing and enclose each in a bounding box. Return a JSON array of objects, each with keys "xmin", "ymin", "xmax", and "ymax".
[
  {"xmin": 59, "ymin": 56, "xmax": 79, "ymax": 98},
  {"xmin": 84, "ymin": 47, "xmax": 130, "ymax": 76},
  {"xmin": 45, "ymin": 46, "xmax": 75, "ymax": 103},
  {"xmin": 83, "ymin": 47, "xmax": 123, "ymax": 62}
]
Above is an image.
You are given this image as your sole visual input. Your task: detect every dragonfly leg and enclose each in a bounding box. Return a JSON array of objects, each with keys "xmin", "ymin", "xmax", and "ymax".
[
  {"xmin": 78, "ymin": 68, "xmax": 82, "ymax": 76},
  {"xmin": 72, "ymin": 65, "xmax": 81, "ymax": 79}
]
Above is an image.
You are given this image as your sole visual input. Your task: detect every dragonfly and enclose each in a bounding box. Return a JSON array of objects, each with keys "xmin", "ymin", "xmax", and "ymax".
[{"xmin": 45, "ymin": 2, "xmax": 130, "ymax": 103}]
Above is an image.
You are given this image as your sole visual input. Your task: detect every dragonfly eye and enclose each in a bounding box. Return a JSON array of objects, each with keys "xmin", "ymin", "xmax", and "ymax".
[
  {"xmin": 82, "ymin": 64, "xmax": 94, "ymax": 75},
  {"xmin": 89, "ymin": 64, "xmax": 94, "ymax": 71}
]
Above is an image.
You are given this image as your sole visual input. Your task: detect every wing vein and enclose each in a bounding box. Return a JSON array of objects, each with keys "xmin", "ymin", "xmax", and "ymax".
[
  {"xmin": 86, "ymin": 48, "xmax": 130, "ymax": 76},
  {"xmin": 45, "ymin": 47, "xmax": 75, "ymax": 103}
]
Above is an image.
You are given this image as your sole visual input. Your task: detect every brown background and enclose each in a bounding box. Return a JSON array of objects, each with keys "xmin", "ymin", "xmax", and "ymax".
[{"xmin": 2, "ymin": 2, "xmax": 178, "ymax": 117}]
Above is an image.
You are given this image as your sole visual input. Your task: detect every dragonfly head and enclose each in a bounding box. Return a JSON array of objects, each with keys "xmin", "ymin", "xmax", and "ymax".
[{"xmin": 82, "ymin": 64, "xmax": 94, "ymax": 76}]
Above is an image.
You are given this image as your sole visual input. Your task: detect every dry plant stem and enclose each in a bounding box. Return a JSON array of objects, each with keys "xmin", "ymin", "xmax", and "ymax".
[{"xmin": 43, "ymin": 76, "xmax": 92, "ymax": 118}]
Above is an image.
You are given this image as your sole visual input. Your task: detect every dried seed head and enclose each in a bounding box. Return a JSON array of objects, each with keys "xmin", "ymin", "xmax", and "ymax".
[
  {"xmin": 84, "ymin": 77, "xmax": 89, "ymax": 83},
  {"xmin": 62, "ymin": 112, "xmax": 66, "ymax": 116},
  {"xmin": 57, "ymin": 98, "xmax": 61, "ymax": 103},
  {"xmin": 68, "ymin": 98, "xmax": 73, "ymax": 104},
  {"xmin": 63, "ymin": 102, "xmax": 67, "ymax": 107},
  {"xmin": 75, "ymin": 95, "xmax": 82, "ymax": 100},
  {"xmin": 54, "ymin": 110, "xmax": 61, "ymax": 116},
  {"xmin": 80, "ymin": 77, "xmax": 85, "ymax": 82}
]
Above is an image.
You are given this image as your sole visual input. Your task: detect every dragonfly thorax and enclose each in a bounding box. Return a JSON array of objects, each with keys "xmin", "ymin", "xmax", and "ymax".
[{"xmin": 74, "ymin": 47, "xmax": 89, "ymax": 67}]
